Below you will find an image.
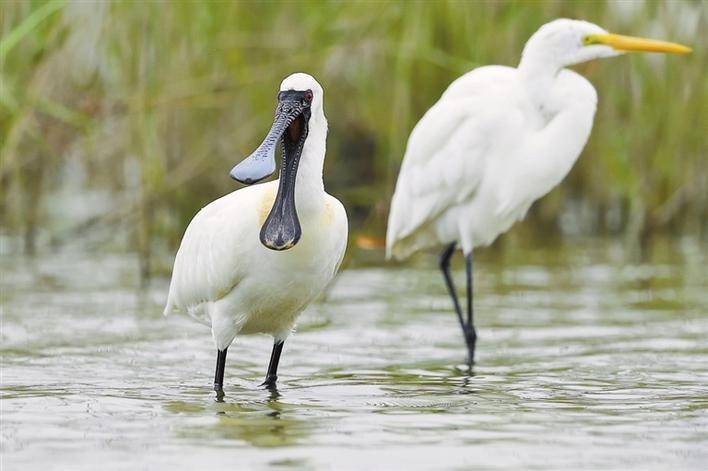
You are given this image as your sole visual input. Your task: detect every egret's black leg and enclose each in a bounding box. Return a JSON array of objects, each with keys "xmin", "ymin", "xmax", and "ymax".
[
  {"xmin": 214, "ymin": 348, "xmax": 228, "ymax": 393},
  {"xmin": 261, "ymin": 340, "xmax": 285, "ymax": 388},
  {"xmin": 439, "ymin": 242, "xmax": 466, "ymax": 336},
  {"xmin": 464, "ymin": 253, "xmax": 477, "ymax": 363}
]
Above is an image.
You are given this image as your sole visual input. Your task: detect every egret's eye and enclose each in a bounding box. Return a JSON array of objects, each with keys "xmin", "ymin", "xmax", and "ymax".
[
  {"xmin": 303, "ymin": 90, "xmax": 313, "ymax": 103},
  {"xmin": 583, "ymin": 35, "xmax": 601, "ymax": 46}
]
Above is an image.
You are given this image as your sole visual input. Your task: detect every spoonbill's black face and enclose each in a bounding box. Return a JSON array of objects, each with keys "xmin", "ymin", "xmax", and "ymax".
[
  {"xmin": 230, "ymin": 90, "xmax": 313, "ymax": 185},
  {"xmin": 230, "ymin": 89, "xmax": 314, "ymax": 251}
]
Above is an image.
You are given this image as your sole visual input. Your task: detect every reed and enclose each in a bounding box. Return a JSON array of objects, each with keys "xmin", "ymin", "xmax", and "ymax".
[{"xmin": 1, "ymin": 0, "xmax": 705, "ymax": 275}]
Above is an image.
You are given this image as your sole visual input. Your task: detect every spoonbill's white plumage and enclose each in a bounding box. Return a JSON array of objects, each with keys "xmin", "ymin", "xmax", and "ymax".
[
  {"xmin": 386, "ymin": 19, "xmax": 690, "ymax": 362},
  {"xmin": 165, "ymin": 73, "xmax": 347, "ymax": 393}
]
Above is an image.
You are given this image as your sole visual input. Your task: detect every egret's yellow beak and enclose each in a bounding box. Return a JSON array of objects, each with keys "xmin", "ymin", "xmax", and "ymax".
[{"xmin": 585, "ymin": 33, "xmax": 691, "ymax": 54}]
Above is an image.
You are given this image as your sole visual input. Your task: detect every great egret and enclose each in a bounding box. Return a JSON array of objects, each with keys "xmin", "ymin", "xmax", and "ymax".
[
  {"xmin": 386, "ymin": 19, "xmax": 690, "ymax": 362},
  {"xmin": 165, "ymin": 73, "xmax": 348, "ymax": 393}
]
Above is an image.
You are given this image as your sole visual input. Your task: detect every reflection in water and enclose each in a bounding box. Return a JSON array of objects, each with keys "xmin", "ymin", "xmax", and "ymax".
[
  {"xmin": 265, "ymin": 385, "xmax": 282, "ymax": 402},
  {"xmin": 456, "ymin": 365, "xmax": 477, "ymax": 394},
  {"xmin": 166, "ymin": 386, "xmax": 311, "ymax": 448},
  {"xmin": 214, "ymin": 389, "xmax": 225, "ymax": 403},
  {"xmin": 1, "ymin": 239, "xmax": 707, "ymax": 469}
]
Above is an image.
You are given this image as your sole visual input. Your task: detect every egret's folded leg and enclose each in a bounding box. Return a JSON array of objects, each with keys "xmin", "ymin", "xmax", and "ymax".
[
  {"xmin": 464, "ymin": 253, "xmax": 478, "ymax": 363},
  {"xmin": 214, "ymin": 348, "xmax": 228, "ymax": 393},
  {"xmin": 261, "ymin": 340, "xmax": 285, "ymax": 388},
  {"xmin": 439, "ymin": 242, "xmax": 466, "ymax": 338}
]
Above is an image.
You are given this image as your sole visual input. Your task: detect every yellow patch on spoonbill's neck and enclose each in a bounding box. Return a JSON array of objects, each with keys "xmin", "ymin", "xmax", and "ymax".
[{"xmin": 257, "ymin": 186, "xmax": 278, "ymax": 226}]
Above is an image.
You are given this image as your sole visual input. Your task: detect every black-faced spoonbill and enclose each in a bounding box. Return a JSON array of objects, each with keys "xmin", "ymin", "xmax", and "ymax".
[
  {"xmin": 165, "ymin": 73, "xmax": 348, "ymax": 393},
  {"xmin": 386, "ymin": 19, "xmax": 690, "ymax": 363}
]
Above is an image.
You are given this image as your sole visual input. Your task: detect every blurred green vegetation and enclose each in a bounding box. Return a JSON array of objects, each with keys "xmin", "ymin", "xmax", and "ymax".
[{"xmin": 1, "ymin": 0, "xmax": 706, "ymax": 276}]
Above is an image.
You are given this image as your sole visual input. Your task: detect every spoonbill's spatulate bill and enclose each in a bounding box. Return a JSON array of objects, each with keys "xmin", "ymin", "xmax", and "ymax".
[
  {"xmin": 386, "ymin": 19, "xmax": 690, "ymax": 363},
  {"xmin": 164, "ymin": 73, "xmax": 348, "ymax": 394}
]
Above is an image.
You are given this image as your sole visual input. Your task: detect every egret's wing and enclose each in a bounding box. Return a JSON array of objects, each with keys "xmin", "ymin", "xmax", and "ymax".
[
  {"xmin": 397, "ymin": 66, "xmax": 515, "ymax": 171},
  {"xmin": 386, "ymin": 97, "xmax": 492, "ymax": 256},
  {"xmin": 386, "ymin": 66, "xmax": 521, "ymax": 258}
]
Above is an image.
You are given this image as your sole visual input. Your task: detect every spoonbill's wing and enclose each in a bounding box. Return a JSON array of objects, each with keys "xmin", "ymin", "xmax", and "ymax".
[
  {"xmin": 328, "ymin": 196, "xmax": 349, "ymax": 276},
  {"xmin": 163, "ymin": 191, "xmax": 250, "ymax": 320}
]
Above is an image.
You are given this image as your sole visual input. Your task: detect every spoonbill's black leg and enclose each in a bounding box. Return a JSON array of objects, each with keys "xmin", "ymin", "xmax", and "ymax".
[
  {"xmin": 464, "ymin": 253, "xmax": 477, "ymax": 363},
  {"xmin": 214, "ymin": 348, "xmax": 228, "ymax": 394},
  {"xmin": 261, "ymin": 340, "xmax": 285, "ymax": 388},
  {"xmin": 439, "ymin": 242, "xmax": 467, "ymax": 343}
]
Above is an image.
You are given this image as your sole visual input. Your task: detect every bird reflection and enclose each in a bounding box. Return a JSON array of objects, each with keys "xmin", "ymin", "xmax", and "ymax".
[
  {"xmin": 265, "ymin": 383, "xmax": 281, "ymax": 402},
  {"xmin": 456, "ymin": 363, "xmax": 478, "ymax": 394}
]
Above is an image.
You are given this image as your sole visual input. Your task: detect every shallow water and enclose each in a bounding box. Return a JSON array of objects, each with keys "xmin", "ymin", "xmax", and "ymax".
[{"xmin": 1, "ymin": 239, "xmax": 707, "ymax": 470}]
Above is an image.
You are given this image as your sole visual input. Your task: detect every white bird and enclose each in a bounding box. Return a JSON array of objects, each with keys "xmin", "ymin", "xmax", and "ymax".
[
  {"xmin": 386, "ymin": 19, "xmax": 690, "ymax": 362},
  {"xmin": 164, "ymin": 73, "xmax": 348, "ymax": 393}
]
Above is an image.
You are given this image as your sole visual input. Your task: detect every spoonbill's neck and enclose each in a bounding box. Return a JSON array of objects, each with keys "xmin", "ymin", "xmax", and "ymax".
[{"xmin": 294, "ymin": 111, "xmax": 327, "ymax": 210}]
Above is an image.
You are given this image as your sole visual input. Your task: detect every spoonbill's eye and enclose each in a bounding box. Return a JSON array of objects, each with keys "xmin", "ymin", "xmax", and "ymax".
[{"xmin": 303, "ymin": 90, "xmax": 313, "ymax": 103}]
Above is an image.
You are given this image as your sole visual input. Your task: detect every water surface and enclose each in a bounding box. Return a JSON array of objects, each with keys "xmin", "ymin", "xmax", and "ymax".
[{"xmin": 2, "ymin": 240, "xmax": 707, "ymax": 470}]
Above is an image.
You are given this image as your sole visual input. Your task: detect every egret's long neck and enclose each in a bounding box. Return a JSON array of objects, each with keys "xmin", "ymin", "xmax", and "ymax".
[
  {"xmin": 518, "ymin": 43, "xmax": 563, "ymax": 109},
  {"xmin": 515, "ymin": 48, "xmax": 598, "ymax": 204},
  {"xmin": 295, "ymin": 110, "xmax": 327, "ymax": 211}
]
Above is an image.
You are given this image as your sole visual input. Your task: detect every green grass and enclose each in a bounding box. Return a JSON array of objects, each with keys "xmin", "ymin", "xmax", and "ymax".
[{"xmin": 1, "ymin": 0, "xmax": 705, "ymax": 271}]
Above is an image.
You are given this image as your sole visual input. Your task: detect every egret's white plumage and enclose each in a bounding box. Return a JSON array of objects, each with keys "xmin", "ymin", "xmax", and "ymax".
[
  {"xmin": 386, "ymin": 19, "xmax": 690, "ymax": 361},
  {"xmin": 165, "ymin": 73, "xmax": 347, "ymax": 354},
  {"xmin": 387, "ymin": 19, "xmax": 689, "ymax": 259}
]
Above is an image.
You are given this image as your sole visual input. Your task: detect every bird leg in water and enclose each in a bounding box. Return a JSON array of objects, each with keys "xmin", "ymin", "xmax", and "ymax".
[
  {"xmin": 439, "ymin": 243, "xmax": 477, "ymax": 364},
  {"xmin": 261, "ymin": 340, "xmax": 285, "ymax": 388},
  {"xmin": 439, "ymin": 243, "xmax": 466, "ymax": 336},
  {"xmin": 214, "ymin": 348, "xmax": 228, "ymax": 395},
  {"xmin": 465, "ymin": 254, "xmax": 477, "ymax": 363}
]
